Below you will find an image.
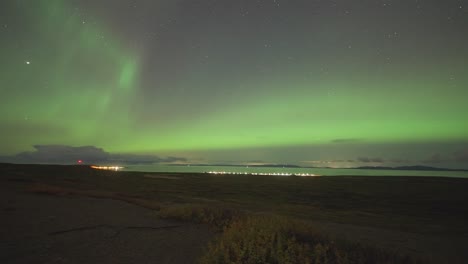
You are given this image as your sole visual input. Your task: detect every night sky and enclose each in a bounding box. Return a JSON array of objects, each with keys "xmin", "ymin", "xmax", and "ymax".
[{"xmin": 1, "ymin": 0, "xmax": 467, "ymax": 168}]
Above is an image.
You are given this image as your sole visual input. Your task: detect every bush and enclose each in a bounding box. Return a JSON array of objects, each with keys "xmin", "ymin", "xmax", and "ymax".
[{"xmin": 199, "ymin": 215, "xmax": 420, "ymax": 264}]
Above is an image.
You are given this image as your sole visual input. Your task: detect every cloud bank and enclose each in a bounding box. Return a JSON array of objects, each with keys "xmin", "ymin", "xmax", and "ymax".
[{"xmin": 0, "ymin": 145, "xmax": 186, "ymax": 165}]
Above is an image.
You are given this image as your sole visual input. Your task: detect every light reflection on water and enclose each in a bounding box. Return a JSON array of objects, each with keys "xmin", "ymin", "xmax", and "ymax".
[{"xmin": 123, "ymin": 165, "xmax": 468, "ymax": 178}]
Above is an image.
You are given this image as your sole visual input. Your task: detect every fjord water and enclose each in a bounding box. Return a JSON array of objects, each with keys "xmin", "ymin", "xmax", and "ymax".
[{"xmin": 123, "ymin": 165, "xmax": 468, "ymax": 178}]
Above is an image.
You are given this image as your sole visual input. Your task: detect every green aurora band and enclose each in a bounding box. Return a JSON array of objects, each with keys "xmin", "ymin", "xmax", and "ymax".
[{"xmin": 1, "ymin": 0, "xmax": 467, "ymax": 166}]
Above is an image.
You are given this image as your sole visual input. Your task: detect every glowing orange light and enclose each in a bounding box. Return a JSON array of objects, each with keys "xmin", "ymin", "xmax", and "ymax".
[{"xmin": 90, "ymin": 165, "xmax": 123, "ymax": 171}]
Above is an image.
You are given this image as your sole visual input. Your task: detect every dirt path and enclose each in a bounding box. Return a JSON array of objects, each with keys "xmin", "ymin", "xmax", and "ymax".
[{"xmin": 0, "ymin": 181, "xmax": 214, "ymax": 264}]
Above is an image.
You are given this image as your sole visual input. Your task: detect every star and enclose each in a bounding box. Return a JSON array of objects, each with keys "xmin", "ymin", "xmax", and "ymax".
[{"xmin": 25, "ymin": 61, "xmax": 30, "ymax": 65}]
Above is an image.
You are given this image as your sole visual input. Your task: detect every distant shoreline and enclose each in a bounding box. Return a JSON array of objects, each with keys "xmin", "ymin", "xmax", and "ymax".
[
  {"xmin": 167, "ymin": 163, "xmax": 468, "ymax": 172},
  {"xmin": 2, "ymin": 163, "xmax": 467, "ymax": 178}
]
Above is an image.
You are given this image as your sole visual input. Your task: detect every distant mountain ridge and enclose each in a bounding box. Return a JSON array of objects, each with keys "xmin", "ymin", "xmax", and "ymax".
[
  {"xmin": 355, "ymin": 165, "xmax": 468, "ymax": 172},
  {"xmin": 168, "ymin": 164, "xmax": 301, "ymax": 168},
  {"xmin": 168, "ymin": 163, "xmax": 467, "ymax": 172}
]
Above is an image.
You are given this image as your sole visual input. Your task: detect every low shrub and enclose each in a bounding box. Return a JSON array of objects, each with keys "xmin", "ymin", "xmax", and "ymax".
[{"xmin": 199, "ymin": 215, "xmax": 420, "ymax": 264}]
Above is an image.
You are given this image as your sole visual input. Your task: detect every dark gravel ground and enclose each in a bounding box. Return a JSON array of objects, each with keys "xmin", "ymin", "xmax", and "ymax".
[{"xmin": 0, "ymin": 181, "xmax": 214, "ymax": 264}]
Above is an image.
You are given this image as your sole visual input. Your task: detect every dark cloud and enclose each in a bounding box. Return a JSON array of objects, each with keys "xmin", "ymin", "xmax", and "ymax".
[
  {"xmin": 331, "ymin": 138, "xmax": 362, "ymax": 144},
  {"xmin": 357, "ymin": 157, "xmax": 384, "ymax": 163},
  {"xmin": 0, "ymin": 145, "xmax": 186, "ymax": 165}
]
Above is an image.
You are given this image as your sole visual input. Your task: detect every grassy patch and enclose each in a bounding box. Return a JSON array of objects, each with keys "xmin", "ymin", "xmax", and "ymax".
[
  {"xmin": 158, "ymin": 203, "xmax": 245, "ymax": 230},
  {"xmin": 200, "ymin": 215, "xmax": 420, "ymax": 264},
  {"xmin": 156, "ymin": 204, "xmax": 420, "ymax": 263}
]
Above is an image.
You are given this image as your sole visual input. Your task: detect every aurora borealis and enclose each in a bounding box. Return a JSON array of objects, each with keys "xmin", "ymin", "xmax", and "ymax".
[{"xmin": 1, "ymin": 0, "xmax": 467, "ymax": 168}]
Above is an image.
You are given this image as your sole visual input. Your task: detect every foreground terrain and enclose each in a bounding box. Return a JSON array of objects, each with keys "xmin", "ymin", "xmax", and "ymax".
[{"xmin": 1, "ymin": 163, "xmax": 467, "ymax": 263}]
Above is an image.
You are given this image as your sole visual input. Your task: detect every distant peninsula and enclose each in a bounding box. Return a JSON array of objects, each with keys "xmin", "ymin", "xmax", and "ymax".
[
  {"xmin": 168, "ymin": 164, "xmax": 467, "ymax": 172},
  {"xmin": 354, "ymin": 165, "xmax": 468, "ymax": 172}
]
